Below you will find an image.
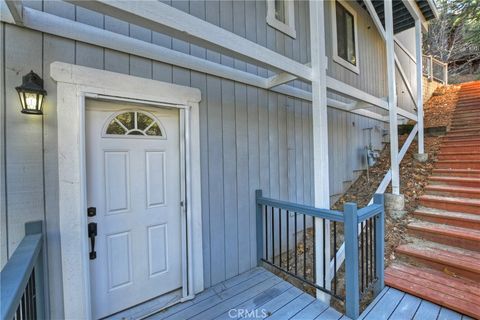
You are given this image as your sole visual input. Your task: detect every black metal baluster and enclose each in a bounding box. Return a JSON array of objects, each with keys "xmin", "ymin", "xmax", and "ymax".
[
  {"xmin": 368, "ymin": 218, "xmax": 375, "ymax": 282},
  {"xmin": 303, "ymin": 214, "xmax": 307, "ymax": 279},
  {"xmin": 32, "ymin": 269, "xmax": 36, "ymax": 319},
  {"xmin": 333, "ymin": 221, "xmax": 337, "ymax": 295},
  {"xmin": 295, "ymin": 212, "xmax": 298, "ymax": 275},
  {"xmin": 312, "ymin": 216, "xmax": 316, "ymax": 283},
  {"xmin": 287, "ymin": 210, "xmax": 290, "ymax": 271},
  {"xmin": 21, "ymin": 294, "xmax": 26, "ymax": 320},
  {"xmin": 272, "ymin": 206, "xmax": 275, "ymax": 265},
  {"xmin": 265, "ymin": 206, "xmax": 268, "ymax": 261},
  {"xmin": 373, "ymin": 217, "xmax": 377, "ymax": 278},
  {"xmin": 361, "ymin": 221, "xmax": 364, "ymax": 293},
  {"xmin": 366, "ymin": 219, "xmax": 369, "ymax": 286},
  {"xmin": 279, "ymin": 209, "xmax": 282, "ymax": 268},
  {"xmin": 322, "ymin": 219, "xmax": 326, "ymax": 288}
]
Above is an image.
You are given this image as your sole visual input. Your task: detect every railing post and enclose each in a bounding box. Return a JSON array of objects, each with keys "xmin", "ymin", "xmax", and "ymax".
[
  {"xmin": 373, "ymin": 194, "xmax": 385, "ymax": 296},
  {"xmin": 428, "ymin": 55, "xmax": 433, "ymax": 81},
  {"xmin": 443, "ymin": 63, "xmax": 448, "ymax": 85},
  {"xmin": 344, "ymin": 203, "xmax": 359, "ymax": 319},
  {"xmin": 256, "ymin": 190, "xmax": 264, "ymax": 266},
  {"xmin": 25, "ymin": 221, "xmax": 46, "ymax": 319}
]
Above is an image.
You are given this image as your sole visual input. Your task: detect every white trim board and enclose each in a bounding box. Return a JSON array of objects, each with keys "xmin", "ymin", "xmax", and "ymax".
[
  {"xmin": 64, "ymin": 0, "xmax": 310, "ymax": 81},
  {"xmin": 50, "ymin": 62, "xmax": 203, "ymax": 320}
]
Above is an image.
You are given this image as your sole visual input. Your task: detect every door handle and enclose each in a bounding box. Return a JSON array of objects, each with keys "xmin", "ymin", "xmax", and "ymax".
[{"xmin": 88, "ymin": 222, "xmax": 97, "ymax": 260}]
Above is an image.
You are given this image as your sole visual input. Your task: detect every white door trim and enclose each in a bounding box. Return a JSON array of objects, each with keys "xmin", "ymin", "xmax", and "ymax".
[{"xmin": 50, "ymin": 61, "xmax": 203, "ymax": 320}]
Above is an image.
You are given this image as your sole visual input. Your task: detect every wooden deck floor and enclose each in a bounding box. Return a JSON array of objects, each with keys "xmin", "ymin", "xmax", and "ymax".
[
  {"xmin": 359, "ymin": 287, "xmax": 474, "ymax": 320},
  {"xmin": 106, "ymin": 269, "xmax": 472, "ymax": 320},
  {"xmin": 142, "ymin": 267, "xmax": 345, "ymax": 320}
]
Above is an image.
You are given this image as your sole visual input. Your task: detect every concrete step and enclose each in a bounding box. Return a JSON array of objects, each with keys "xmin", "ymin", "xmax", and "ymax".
[
  {"xmin": 435, "ymin": 160, "xmax": 480, "ymax": 169},
  {"xmin": 395, "ymin": 243, "xmax": 480, "ymax": 281},
  {"xmin": 425, "ymin": 184, "xmax": 480, "ymax": 198},
  {"xmin": 408, "ymin": 221, "xmax": 480, "ymax": 252},
  {"xmin": 432, "ymin": 169, "xmax": 480, "ymax": 178},
  {"xmin": 414, "ymin": 207, "xmax": 480, "ymax": 229},
  {"xmin": 429, "ymin": 176, "xmax": 480, "ymax": 188},
  {"xmin": 385, "ymin": 263, "xmax": 480, "ymax": 319},
  {"xmin": 438, "ymin": 151, "xmax": 480, "ymax": 160},
  {"xmin": 418, "ymin": 194, "xmax": 480, "ymax": 214}
]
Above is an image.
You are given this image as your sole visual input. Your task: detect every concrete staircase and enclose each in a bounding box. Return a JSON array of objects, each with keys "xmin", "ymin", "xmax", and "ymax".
[{"xmin": 385, "ymin": 81, "xmax": 480, "ymax": 319}]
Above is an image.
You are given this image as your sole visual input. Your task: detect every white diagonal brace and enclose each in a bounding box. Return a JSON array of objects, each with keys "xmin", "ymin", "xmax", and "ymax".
[
  {"xmin": 66, "ymin": 0, "xmax": 312, "ymax": 81},
  {"xmin": 5, "ymin": 0, "xmax": 23, "ymax": 25},
  {"xmin": 266, "ymin": 63, "xmax": 311, "ymax": 89},
  {"xmin": 394, "ymin": 55, "xmax": 417, "ymax": 108}
]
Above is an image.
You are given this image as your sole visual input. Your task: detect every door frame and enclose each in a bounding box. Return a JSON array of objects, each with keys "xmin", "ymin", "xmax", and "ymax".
[{"xmin": 50, "ymin": 62, "xmax": 203, "ymax": 320}]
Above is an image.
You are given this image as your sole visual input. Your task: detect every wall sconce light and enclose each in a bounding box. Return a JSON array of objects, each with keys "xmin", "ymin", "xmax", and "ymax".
[{"xmin": 16, "ymin": 71, "xmax": 47, "ymax": 115}]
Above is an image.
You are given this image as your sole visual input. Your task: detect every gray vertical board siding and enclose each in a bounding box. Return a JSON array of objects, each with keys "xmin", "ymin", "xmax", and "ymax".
[
  {"xmin": 2, "ymin": 2, "xmax": 389, "ymax": 316},
  {"xmin": 4, "ymin": 25, "xmax": 45, "ymax": 256},
  {"xmin": 219, "ymin": 0, "xmax": 238, "ymax": 280},
  {"xmin": 0, "ymin": 22, "xmax": 7, "ymax": 269},
  {"xmin": 324, "ymin": 0, "xmax": 388, "ymax": 98}
]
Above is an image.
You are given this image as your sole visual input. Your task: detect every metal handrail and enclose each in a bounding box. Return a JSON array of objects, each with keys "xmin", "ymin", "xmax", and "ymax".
[
  {"xmin": 1, "ymin": 221, "xmax": 45, "ymax": 320},
  {"xmin": 255, "ymin": 190, "xmax": 385, "ymax": 319}
]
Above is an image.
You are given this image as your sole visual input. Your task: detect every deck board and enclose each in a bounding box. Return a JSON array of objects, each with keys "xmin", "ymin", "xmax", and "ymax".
[
  {"xmin": 109, "ymin": 270, "xmax": 469, "ymax": 320},
  {"xmin": 360, "ymin": 287, "xmax": 473, "ymax": 320},
  {"xmin": 143, "ymin": 268, "xmax": 344, "ymax": 320}
]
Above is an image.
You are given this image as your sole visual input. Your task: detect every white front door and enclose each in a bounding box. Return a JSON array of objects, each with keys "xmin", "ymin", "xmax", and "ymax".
[{"xmin": 86, "ymin": 99, "xmax": 182, "ymax": 319}]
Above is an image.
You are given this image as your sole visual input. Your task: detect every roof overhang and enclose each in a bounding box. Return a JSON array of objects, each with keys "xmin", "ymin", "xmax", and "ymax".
[{"xmin": 357, "ymin": 0, "xmax": 438, "ymax": 34}]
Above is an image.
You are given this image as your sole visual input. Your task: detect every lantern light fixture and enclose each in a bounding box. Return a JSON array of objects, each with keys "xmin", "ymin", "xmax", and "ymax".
[{"xmin": 16, "ymin": 71, "xmax": 47, "ymax": 115}]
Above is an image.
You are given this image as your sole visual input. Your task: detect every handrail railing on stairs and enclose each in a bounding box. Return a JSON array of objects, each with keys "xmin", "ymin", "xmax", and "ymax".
[
  {"xmin": 1, "ymin": 221, "xmax": 45, "ymax": 320},
  {"xmin": 256, "ymin": 190, "xmax": 385, "ymax": 319},
  {"xmin": 330, "ymin": 124, "xmax": 418, "ymax": 278}
]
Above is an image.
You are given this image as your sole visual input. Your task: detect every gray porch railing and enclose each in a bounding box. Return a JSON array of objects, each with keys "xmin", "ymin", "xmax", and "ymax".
[
  {"xmin": 423, "ymin": 55, "xmax": 448, "ymax": 84},
  {"xmin": 256, "ymin": 190, "xmax": 384, "ymax": 319},
  {"xmin": 1, "ymin": 221, "xmax": 45, "ymax": 320}
]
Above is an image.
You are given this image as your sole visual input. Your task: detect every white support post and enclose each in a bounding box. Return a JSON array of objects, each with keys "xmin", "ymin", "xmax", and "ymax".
[
  {"xmin": 385, "ymin": 0, "xmax": 400, "ymax": 195},
  {"xmin": 415, "ymin": 20, "xmax": 425, "ymax": 155},
  {"xmin": 309, "ymin": 0, "xmax": 331, "ymax": 303}
]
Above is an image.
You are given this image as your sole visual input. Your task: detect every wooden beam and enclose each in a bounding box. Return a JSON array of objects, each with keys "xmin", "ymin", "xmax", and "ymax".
[
  {"xmin": 402, "ymin": 0, "xmax": 428, "ymax": 31},
  {"xmin": 415, "ymin": 20, "xmax": 425, "ymax": 154},
  {"xmin": 266, "ymin": 63, "xmax": 311, "ymax": 89},
  {"xmin": 364, "ymin": 0, "xmax": 385, "ymax": 41},
  {"xmin": 66, "ymin": 0, "xmax": 312, "ymax": 81},
  {"xmin": 4, "ymin": 0, "xmax": 22, "ymax": 25},
  {"xmin": 310, "ymin": 0, "xmax": 331, "ymax": 303},
  {"xmin": 386, "ymin": 0, "xmax": 401, "ymax": 195},
  {"xmin": 327, "ymin": 76, "xmax": 417, "ymax": 121}
]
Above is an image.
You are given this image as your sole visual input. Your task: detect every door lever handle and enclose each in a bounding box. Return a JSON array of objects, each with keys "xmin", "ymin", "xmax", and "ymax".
[{"xmin": 88, "ymin": 222, "xmax": 97, "ymax": 260}]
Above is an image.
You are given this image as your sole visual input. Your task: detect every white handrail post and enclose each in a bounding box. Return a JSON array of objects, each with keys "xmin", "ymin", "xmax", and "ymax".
[
  {"xmin": 310, "ymin": 0, "xmax": 331, "ymax": 303},
  {"xmin": 385, "ymin": 0, "xmax": 400, "ymax": 195},
  {"xmin": 415, "ymin": 20, "xmax": 425, "ymax": 155}
]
